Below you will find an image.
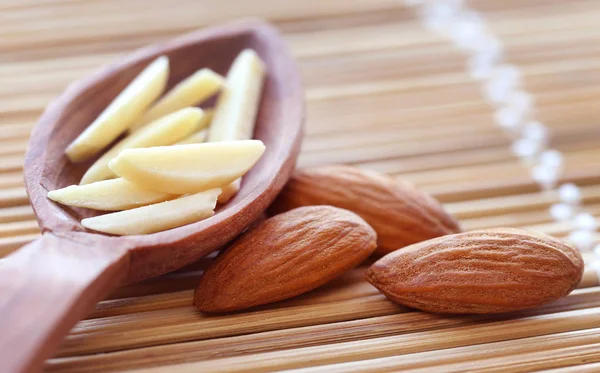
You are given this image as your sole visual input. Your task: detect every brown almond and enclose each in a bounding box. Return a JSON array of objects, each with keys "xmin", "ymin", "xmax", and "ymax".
[
  {"xmin": 194, "ymin": 205, "xmax": 377, "ymax": 312},
  {"xmin": 270, "ymin": 165, "xmax": 460, "ymax": 254},
  {"xmin": 366, "ymin": 228, "xmax": 584, "ymax": 314}
]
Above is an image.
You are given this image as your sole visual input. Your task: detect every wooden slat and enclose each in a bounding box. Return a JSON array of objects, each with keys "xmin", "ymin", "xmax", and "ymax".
[
  {"xmin": 1, "ymin": 0, "xmax": 600, "ymax": 372},
  {"xmin": 0, "ymin": 187, "xmax": 29, "ymax": 208},
  {"xmin": 44, "ymin": 288, "xmax": 600, "ymax": 372},
  {"xmin": 0, "ymin": 205, "xmax": 34, "ymax": 224},
  {"xmin": 279, "ymin": 329, "xmax": 600, "ymax": 373},
  {"xmin": 545, "ymin": 362, "xmax": 600, "ymax": 373},
  {"xmin": 125, "ymin": 307, "xmax": 600, "ymax": 372},
  {"xmin": 58, "ymin": 296, "xmax": 401, "ymax": 356},
  {"xmin": 0, "ymin": 232, "xmax": 39, "ymax": 257},
  {"xmin": 0, "ymin": 219, "xmax": 39, "ymax": 238}
]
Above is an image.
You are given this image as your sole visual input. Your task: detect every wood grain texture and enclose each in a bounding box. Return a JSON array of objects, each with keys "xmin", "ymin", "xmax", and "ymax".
[{"xmin": 1, "ymin": 0, "xmax": 600, "ymax": 372}]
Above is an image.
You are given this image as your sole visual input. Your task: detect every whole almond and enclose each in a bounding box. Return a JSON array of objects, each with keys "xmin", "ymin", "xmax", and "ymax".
[
  {"xmin": 270, "ymin": 165, "xmax": 460, "ymax": 254},
  {"xmin": 194, "ymin": 205, "xmax": 377, "ymax": 312},
  {"xmin": 367, "ymin": 228, "xmax": 584, "ymax": 314}
]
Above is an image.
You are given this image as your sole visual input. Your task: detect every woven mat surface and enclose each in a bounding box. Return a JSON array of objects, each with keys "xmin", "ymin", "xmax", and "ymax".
[{"xmin": 2, "ymin": 0, "xmax": 600, "ymax": 371}]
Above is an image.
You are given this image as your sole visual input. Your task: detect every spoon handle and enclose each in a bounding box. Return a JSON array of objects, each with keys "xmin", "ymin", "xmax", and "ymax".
[{"xmin": 0, "ymin": 232, "xmax": 129, "ymax": 373}]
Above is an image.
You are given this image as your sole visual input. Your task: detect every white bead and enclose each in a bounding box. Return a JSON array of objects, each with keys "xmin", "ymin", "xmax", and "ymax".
[
  {"xmin": 593, "ymin": 243, "xmax": 600, "ymax": 259},
  {"xmin": 550, "ymin": 203, "xmax": 573, "ymax": 221},
  {"xmin": 449, "ymin": 11, "xmax": 484, "ymax": 49},
  {"xmin": 423, "ymin": 16, "xmax": 446, "ymax": 32},
  {"xmin": 403, "ymin": 0, "xmax": 426, "ymax": 6},
  {"xmin": 591, "ymin": 259, "xmax": 600, "ymax": 283},
  {"xmin": 483, "ymin": 65, "xmax": 522, "ymax": 104},
  {"xmin": 574, "ymin": 213, "xmax": 596, "ymax": 231},
  {"xmin": 559, "ymin": 183, "xmax": 582, "ymax": 205},
  {"xmin": 494, "ymin": 107, "xmax": 523, "ymax": 130},
  {"xmin": 568, "ymin": 229, "xmax": 595, "ymax": 251},
  {"xmin": 531, "ymin": 163, "xmax": 559, "ymax": 190},
  {"xmin": 511, "ymin": 137, "xmax": 541, "ymax": 158},
  {"xmin": 538, "ymin": 149, "xmax": 563, "ymax": 169},
  {"xmin": 446, "ymin": 0, "xmax": 465, "ymax": 7},
  {"xmin": 484, "ymin": 77, "xmax": 514, "ymax": 104},
  {"xmin": 493, "ymin": 64, "xmax": 521, "ymax": 84},
  {"xmin": 468, "ymin": 53, "xmax": 497, "ymax": 80},
  {"xmin": 504, "ymin": 90, "xmax": 533, "ymax": 113},
  {"xmin": 422, "ymin": 2, "xmax": 457, "ymax": 31},
  {"xmin": 522, "ymin": 121, "xmax": 548, "ymax": 143},
  {"xmin": 468, "ymin": 34, "xmax": 503, "ymax": 58}
]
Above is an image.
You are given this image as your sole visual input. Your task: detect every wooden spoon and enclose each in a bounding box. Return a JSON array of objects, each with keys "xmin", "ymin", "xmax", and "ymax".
[{"xmin": 0, "ymin": 19, "xmax": 304, "ymax": 373}]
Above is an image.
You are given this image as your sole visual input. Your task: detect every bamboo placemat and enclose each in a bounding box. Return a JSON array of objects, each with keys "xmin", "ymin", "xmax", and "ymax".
[{"xmin": 2, "ymin": 0, "xmax": 600, "ymax": 371}]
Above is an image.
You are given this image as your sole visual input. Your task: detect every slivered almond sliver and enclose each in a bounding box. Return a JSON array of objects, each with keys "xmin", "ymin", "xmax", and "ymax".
[
  {"xmin": 108, "ymin": 140, "xmax": 265, "ymax": 195},
  {"xmin": 66, "ymin": 56, "xmax": 169, "ymax": 162},
  {"xmin": 80, "ymin": 107, "xmax": 203, "ymax": 184},
  {"xmin": 176, "ymin": 129, "xmax": 208, "ymax": 145},
  {"xmin": 130, "ymin": 68, "xmax": 223, "ymax": 132},
  {"xmin": 208, "ymin": 50, "xmax": 265, "ymax": 142},
  {"xmin": 81, "ymin": 188, "xmax": 221, "ymax": 235},
  {"xmin": 48, "ymin": 178, "xmax": 176, "ymax": 211},
  {"xmin": 208, "ymin": 49, "xmax": 266, "ymax": 203},
  {"xmin": 217, "ymin": 179, "xmax": 241, "ymax": 204},
  {"xmin": 175, "ymin": 109, "xmax": 213, "ymax": 145}
]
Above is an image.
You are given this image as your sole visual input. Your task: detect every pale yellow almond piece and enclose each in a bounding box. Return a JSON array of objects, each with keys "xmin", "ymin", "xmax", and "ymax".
[
  {"xmin": 195, "ymin": 108, "xmax": 214, "ymax": 131},
  {"xmin": 208, "ymin": 49, "xmax": 266, "ymax": 203},
  {"xmin": 80, "ymin": 107, "xmax": 203, "ymax": 184},
  {"xmin": 208, "ymin": 50, "xmax": 265, "ymax": 142},
  {"xmin": 175, "ymin": 109, "xmax": 213, "ymax": 145},
  {"xmin": 48, "ymin": 178, "xmax": 176, "ymax": 211},
  {"xmin": 218, "ymin": 181, "xmax": 241, "ymax": 204},
  {"xmin": 130, "ymin": 69, "xmax": 223, "ymax": 132},
  {"xmin": 108, "ymin": 140, "xmax": 265, "ymax": 194},
  {"xmin": 217, "ymin": 179, "xmax": 240, "ymax": 204},
  {"xmin": 176, "ymin": 129, "xmax": 208, "ymax": 145},
  {"xmin": 81, "ymin": 188, "xmax": 221, "ymax": 235},
  {"xmin": 66, "ymin": 56, "xmax": 169, "ymax": 162}
]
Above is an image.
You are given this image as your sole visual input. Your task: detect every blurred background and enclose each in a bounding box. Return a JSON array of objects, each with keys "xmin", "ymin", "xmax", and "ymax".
[{"xmin": 2, "ymin": 0, "xmax": 600, "ymax": 371}]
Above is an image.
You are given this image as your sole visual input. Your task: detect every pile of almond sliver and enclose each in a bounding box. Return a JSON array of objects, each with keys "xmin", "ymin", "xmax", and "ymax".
[{"xmin": 48, "ymin": 50, "xmax": 266, "ymax": 236}]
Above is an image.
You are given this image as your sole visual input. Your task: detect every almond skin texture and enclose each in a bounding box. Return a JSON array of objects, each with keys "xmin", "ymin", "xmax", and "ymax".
[
  {"xmin": 194, "ymin": 206, "xmax": 377, "ymax": 312},
  {"xmin": 366, "ymin": 228, "xmax": 584, "ymax": 314},
  {"xmin": 270, "ymin": 165, "xmax": 460, "ymax": 254}
]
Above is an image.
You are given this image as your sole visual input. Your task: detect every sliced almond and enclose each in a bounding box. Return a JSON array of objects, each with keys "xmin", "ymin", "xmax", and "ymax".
[
  {"xmin": 48, "ymin": 178, "xmax": 176, "ymax": 211},
  {"xmin": 81, "ymin": 188, "xmax": 221, "ymax": 235},
  {"xmin": 80, "ymin": 107, "xmax": 203, "ymax": 184},
  {"xmin": 66, "ymin": 56, "xmax": 169, "ymax": 162},
  {"xmin": 217, "ymin": 179, "xmax": 240, "ymax": 204},
  {"xmin": 130, "ymin": 69, "xmax": 223, "ymax": 132},
  {"xmin": 208, "ymin": 50, "xmax": 265, "ymax": 141},
  {"xmin": 176, "ymin": 129, "xmax": 208, "ymax": 145},
  {"xmin": 108, "ymin": 140, "xmax": 265, "ymax": 194},
  {"xmin": 175, "ymin": 109, "xmax": 213, "ymax": 145},
  {"xmin": 208, "ymin": 49, "xmax": 266, "ymax": 203}
]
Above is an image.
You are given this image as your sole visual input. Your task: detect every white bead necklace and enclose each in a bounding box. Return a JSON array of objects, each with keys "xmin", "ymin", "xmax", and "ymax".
[{"xmin": 403, "ymin": 0, "xmax": 598, "ymax": 258}]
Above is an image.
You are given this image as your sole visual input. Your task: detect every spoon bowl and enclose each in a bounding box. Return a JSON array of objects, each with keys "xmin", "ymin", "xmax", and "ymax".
[{"xmin": 0, "ymin": 19, "xmax": 303, "ymax": 373}]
